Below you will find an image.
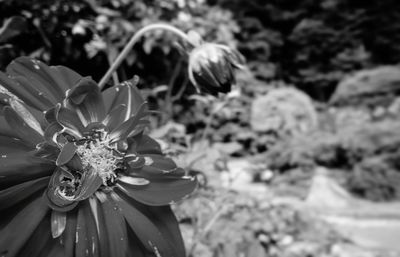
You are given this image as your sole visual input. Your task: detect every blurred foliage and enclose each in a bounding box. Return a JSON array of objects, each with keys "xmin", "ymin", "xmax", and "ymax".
[
  {"xmin": 250, "ymin": 87, "xmax": 318, "ymax": 135},
  {"xmin": 174, "ymin": 189, "xmax": 340, "ymax": 257},
  {"xmin": 265, "ymin": 111, "xmax": 400, "ymax": 201},
  {"xmin": 2, "ymin": 0, "xmax": 400, "ymax": 255},
  {"xmin": 216, "ymin": 0, "xmax": 400, "ymax": 100}
]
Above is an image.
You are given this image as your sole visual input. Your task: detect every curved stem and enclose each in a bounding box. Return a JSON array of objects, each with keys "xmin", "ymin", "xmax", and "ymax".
[{"xmin": 98, "ymin": 23, "xmax": 191, "ymax": 89}]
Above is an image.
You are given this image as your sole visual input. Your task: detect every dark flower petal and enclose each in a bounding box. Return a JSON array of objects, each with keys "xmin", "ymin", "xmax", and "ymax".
[
  {"xmin": 0, "ymin": 115, "xmax": 16, "ymax": 138},
  {"xmin": 188, "ymin": 43, "xmax": 244, "ymax": 95},
  {"xmin": 98, "ymin": 193, "xmax": 128, "ymax": 257},
  {"xmin": 76, "ymin": 201, "xmax": 100, "ymax": 257},
  {"xmin": 139, "ymin": 167, "xmax": 187, "ymax": 181},
  {"xmin": 44, "ymin": 105, "xmax": 59, "ymax": 124},
  {"xmin": 103, "ymin": 77, "xmax": 145, "ymax": 121},
  {"xmin": 0, "ymin": 176, "xmax": 49, "ymax": 211},
  {"xmin": 56, "ymin": 105, "xmax": 84, "ymax": 138},
  {"xmin": 0, "ymin": 92, "xmax": 9, "ymax": 110},
  {"xmin": 89, "ymin": 197, "xmax": 110, "ymax": 257},
  {"xmin": 0, "ymin": 135, "xmax": 31, "ymax": 154},
  {"xmin": 117, "ymin": 176, "xmax": 197, "ymax": 206},
  {"xmin": 145, "ymin": 154, "xmax": 177, "ymax": 170},
  {"xmin": 11, "ymin": 75, "xmax": 58, "ymax": 105},
  {"xmin": 0, "ymin": 152, "xmax": 54, "ymax": 189},
  {"xmin": 34, "ymin": 142, "xmax": 60, "ymax": 162},
  {"xmin": 9, "ymin": 99, "xmax": 47, "ymax": 132},
  {"xmin": 45, "ymin": 167, "xmax": 103, "ymax": 212},
  {"xmin": 43, "ymin": 240, "xmax": 64, "ymax": 257},
  {"xmin": 193, "ymin": 67, "xmax": 231, "ymax": 94},
  {"xmin": 65, "ymin": 154, "xmax": 83, "ymax": 171},
  {"xmin": 126, "ymin": 156, "xmax": 146, "ymax": 170},
  {"xmin": 126, "ymin": 226, "xmax": 149, "ymax": 257},
  {"xmin": 114, "ymin": 192, "xmax": 186, "ymax": 257},
  {"xmin": 9, "ymin": 99, "xmax": 44, "ymax": 134},
  {"xmin": 128, "ymin": 135, "xmax": 162, "ymax": 155},
  {"xmin": 45, "ymin": 167, "xmax": 79, "ymax": 212},
  {"xmin": 56, "ymin": 142, "xmax": 77, "ymax": 166},
  {"xmin": 7, "ymin": 57, "xmax": 82, "ymax": 103},
  {"xmin": 61, "ymin": 210, "xmax": 78, "ymax": 257},
  {"xmin": 66, "ymin": 77, "xmax": 106, "ymax": 125},
  {"xmin": 44, "ymin": 122, "xmax": 63, "ymax": 145},
  {"xmin": 74, "ymin": 167, "xmax": 103, "ymax": 201},
  {"xmin": 0, "ymin": 195, "xmax": 49, "ymax": 257},
  {"xmin": 109, "ymin": 103, "xmax": 149, "ymax": 143},
  {"xmin": 53, "ymin": 65, "xmax": 83, "ymax": 90},
  {"xmin": 51, "ymin": 210, "xmax": 67, "ymax": 239},
  {"xmin": 4, "ymin": 106, "xmax": 43, "ymax": 147},
  {"xmin": 44, "ymin": 190, "xmax": 79, "ymax": 213},
  {"xmin": 209, "ymin": 55, "xmax": 235, "ymax": 89},
  {"xmin": 224, "ymin": 47, "xmax": 246, "ymax": 68},
  {"xmin": 118, "ymin": 176, "xmax": 149, "ymax": 186},
  {"xmin": 140, "ymin": 205, "xmax": 186, "ymax": 257},
  {"xmin": 0, "ymin": 72, "xmax": 54, "ymax": 111},
  {"xmin": 132, "ymin": 154, "xmax": 186, "ymax": 179},
  {"xmin": 102, "ymin": 104, "xmax": 127, "ymax": 131},
  {"xmin": 17, "ymin": 216, "xmax": 54, "ymax": 257}
]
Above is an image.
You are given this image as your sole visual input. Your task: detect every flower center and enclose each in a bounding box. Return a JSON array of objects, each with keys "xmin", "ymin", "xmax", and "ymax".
[{"xmin": 75, "ymin": 131, "xmax": 124, "ymax": 186}]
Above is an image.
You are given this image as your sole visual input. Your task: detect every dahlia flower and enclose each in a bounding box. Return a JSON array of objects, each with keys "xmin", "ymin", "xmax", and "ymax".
[
  {"xmin": 0, "ymin": 57, "xmax": 197, "ymax": 257},
  {"xmin": 188, "ymin": 42, "xmax": 245, "ymax": 96}
]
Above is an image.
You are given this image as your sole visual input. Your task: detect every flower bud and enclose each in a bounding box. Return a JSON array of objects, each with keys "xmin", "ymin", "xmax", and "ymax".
[{"xmin": 188, "ymin": 43, "xmax": 245, "ymax": 96}]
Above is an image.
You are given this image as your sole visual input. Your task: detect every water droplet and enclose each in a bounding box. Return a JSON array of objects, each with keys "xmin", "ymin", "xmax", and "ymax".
[
  {"xmin": 120, "ymin": 237, "xmax": 124, "ymax": 241},
  {"xmin": 115, "ymin": 88, "xmax": 120, "ymax": 92},
  {"xmin": 1, "ymin": 155, "xmax": 6, "ymax": 158},
  {"xmin": 33, "ymin": 64, "xmax": 40, "ymax": 70}
]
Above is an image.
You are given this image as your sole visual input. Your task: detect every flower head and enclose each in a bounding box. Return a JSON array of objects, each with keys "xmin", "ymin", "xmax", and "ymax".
[
  {"xmin": 187, "ymin": 37, "xmax": 245, "ymax": 96},
  {"xmin": 0, "ymin": 57, "xmax": 197, "ymax": 257}
]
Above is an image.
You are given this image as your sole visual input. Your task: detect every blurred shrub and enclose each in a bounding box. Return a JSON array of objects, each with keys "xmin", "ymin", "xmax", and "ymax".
[
  {"xmin": 251, "ymin": 87, "xmax": 317, "ymax": 136},
  {"xmin": 265, "ymin": 114, "xmax": 400, "ymax": 201},
  {"xmin": 215, "ymin": 0, "xmax": 400, "ymax": 101},
  {"xmin": 175, "ymin": 189, "xmax": 338, "ymax": 257},
  {"xmin": 0, "ymin": 0, "xmax": 239, "ymax": 85},
  {"xmin": 330, "ymin": 66, "xmax": 400, "ymax": 107}
]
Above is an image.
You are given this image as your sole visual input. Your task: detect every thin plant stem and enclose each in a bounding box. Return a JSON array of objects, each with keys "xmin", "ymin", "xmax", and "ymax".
[
  {"xmin": 171, "ymin": 76, "xmax": 189, "ymax": 103},
  {"xmin": 98, "ymin": 23, "xmax": 191, "ymax": 89},
  {"xmin": 163, "ymin": 57, "xmax": 183, "ymax": 123},
  {"xmin": 106, "ymin": 39, "xmax": 120, "ymax": 85}
]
